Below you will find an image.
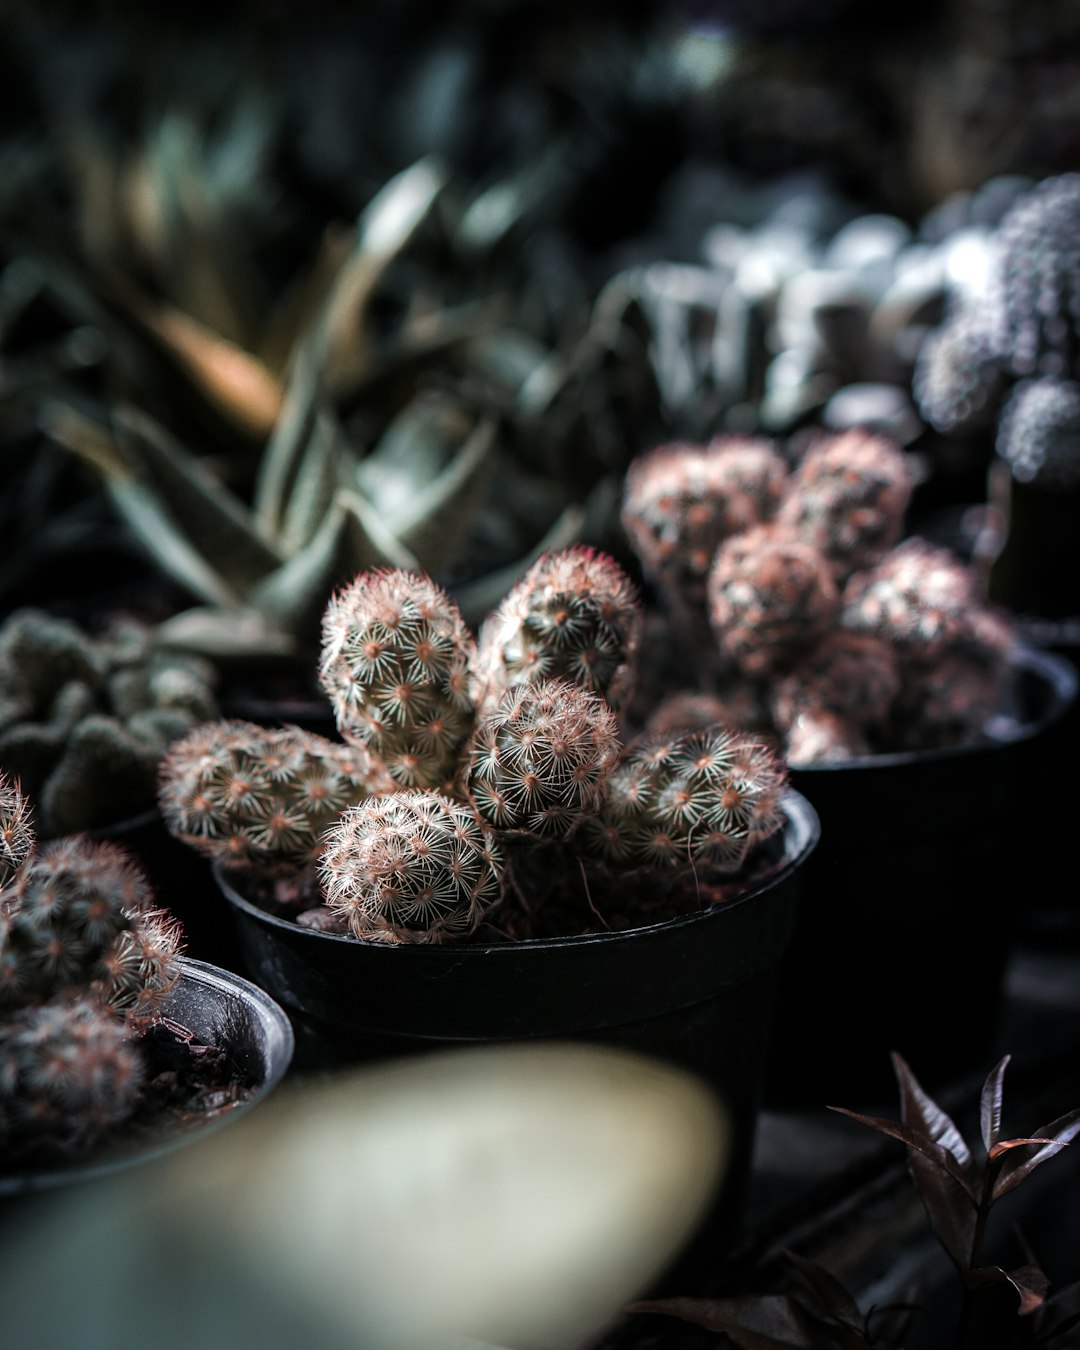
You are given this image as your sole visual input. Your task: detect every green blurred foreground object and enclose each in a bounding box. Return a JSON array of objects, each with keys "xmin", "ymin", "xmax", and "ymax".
[{"xmin": 0, "ymin": 1041, "xmax": 728, "ymax": 1350}]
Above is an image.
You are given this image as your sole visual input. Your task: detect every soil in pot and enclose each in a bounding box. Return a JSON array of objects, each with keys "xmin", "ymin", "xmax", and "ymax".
[{"xmin": 764, "ymin": 642, "xmax": 1077, "ymax": 1110}]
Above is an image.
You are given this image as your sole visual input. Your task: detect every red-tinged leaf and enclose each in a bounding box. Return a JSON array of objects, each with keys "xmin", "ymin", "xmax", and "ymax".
[
  {"xmin": 780, "ymin": 1249, "xmax": 863, "ymax": 1331},
  {"xmin": 628, "ymin": 1293, "xmax": 814, "ymax": 1348},
  {"xmin": 964, "ymin": 1264, "xmax": 1050, "ymax": 1315},
  {"xmin": 827, "ymin": 1106, "xmax": 977, "ymax": 1200},
  {"xmin": 993, "ymin": 1108, "xmax": 1080, "ymax": 1202},
  {"xmin": 988, "ymin": 1136, "xmax": 1058, "ymax": 1160},
  {"xmin": 980, "ymin": 1055, "xmax": 1011, "ymax": 1153},
  {"xmin": 892, "ymin": 1052, "xmax": 973, "ymax": 1173},
  {"xmin": 906, "ymin": 1147, "xmax": 978, "ymax": 1272}
]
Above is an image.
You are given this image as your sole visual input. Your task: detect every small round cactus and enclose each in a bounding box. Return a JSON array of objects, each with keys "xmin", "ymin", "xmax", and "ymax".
[
  {"xmin": 576, "ymin": 727, "xmax": 787, "ymax": 873},
  {"xmin": 644, "ymin": 689, "xmax": 766, "ymax": 739},
  {"xmin": 0, "ymin": 771, "xmax": 33, "ymax": 889},
  {"xmin": 0, "ymin": 995, "xmax": 143, "ymax": 1148},
  {"xmin": 770, "ymin": 630, "xmax": 901, "ymax": 736},
  {"xmin": 708, "ymin": 525, "xmax": 838, "ymax": 676},
  {"xmin": 777, "ymin": 429, "xmax": 914, "ymax": 580},
  {"xmin": 996, "ymin": 376, "xmax": 1080, "ymax": 487},
  {"xmin": 621, "ymin": 436, "xmax": 788, "ymax": 609},
  {"xmin": 319, "ymin": 790, "xmax": 504, "ymax": 944},
  {"xmin": 319, "ymin": 569, "xmax": 477, "ymax": 788},
  {"xmin": 473, "ymin": 546, "xmax": 643, "ymax": 714},
  {"xmin": 158, "ymin": 719, "xmax": 384, "ymax": 872},
  {"xmin": 912, "ymin": 311, "xmax": 1005, "ymax": 436},
  {"xmin": 784, "ymin": 710, "xmax": 871, "ymax": 766},
  {"xmin": 463, "ymin": 679, "xmax": 621, "ymax": 838}
]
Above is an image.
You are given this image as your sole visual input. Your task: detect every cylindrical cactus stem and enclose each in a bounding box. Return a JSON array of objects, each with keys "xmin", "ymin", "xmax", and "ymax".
[
  {"xmin": 777, "ymin": 429, "xmax": 914, "ymax": 581},
  {"xmin": 576, "ymin": 726, "xmax": 787, "ymax": 874},
  {"xmin": 158, "ymin": 719, "xmax": 386, "ymax": 873},
  {"xmin": 463, "ymin": 679, "xmax": 621, "ymax": 838},
  {"xmin": 708, "ymin": 524, "xmax": 838, "ymax": 677},
  {"xmin": 621, "ymin": 435, "xmax": 788, "ymax": 612},
  {"xmin": 318, "ymin": 790, "xmax": 504, "ymax": 944},
  {"xmin": 0, "ymin": 770, "xmax": 34, "ymax": 890},
  {"xmin": 319, "ymin": 569, "xmax": 478, "ymax": 788},
  {"xmin": 0, "ymin": 994, "xmax": 143, "ymax": 1149},
  {"xmin": 473, "ymin": 546, "xmax": 643, "ymax": 715}
]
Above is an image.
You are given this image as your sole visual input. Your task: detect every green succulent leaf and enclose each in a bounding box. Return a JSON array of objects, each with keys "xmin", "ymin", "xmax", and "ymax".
[
  {"xmin": 395, "ymin": 415, "xmax": 498, "ymax": 572},
  {"xmin": 154, "ymin": 606, "xmax": 297, "ymax": 663},
  {"xmin": 278, "ymin": 409, "xmax": 354, "ymax": 556},
  {"xmin": 252, "ymin": 343, "xmax": 322, "ymax": 539}
]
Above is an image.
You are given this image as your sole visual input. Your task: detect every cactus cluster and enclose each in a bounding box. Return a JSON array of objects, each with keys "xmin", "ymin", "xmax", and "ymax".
[
  {"xmin": 161, "ymin": 545, "xmax": 791, "ymax": 945},
  {"xmin": 0, "ymin": 610, "xmax": 219, "ymax": 837},
  {"xmin": 622, "ymin": 428, "xmax": 1016, "ymax": 765},
  {"xmin": 0, "ymin": 772, "xmax": 184, "ymax": 1155}
]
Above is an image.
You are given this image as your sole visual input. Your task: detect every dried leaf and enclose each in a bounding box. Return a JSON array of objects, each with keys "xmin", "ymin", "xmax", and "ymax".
[
  {"xmin": 980, "ymin": 1056, "xmax": 1011, "ymax": 1153},
  {"xmin": 628, "ymin": 1293, "xmax": 815, "ymax": 1348},
  {"xmin": 992, "ymin": 1108, "xmax": 1080, "ymax": 1201},
  {"xmin": 826, "ymin": 1107, "xmax": 977, "ymax": 1201},
  {"xmin": 965, "ymin": 1264, "xmax": 1049, "ymax": 1315}
]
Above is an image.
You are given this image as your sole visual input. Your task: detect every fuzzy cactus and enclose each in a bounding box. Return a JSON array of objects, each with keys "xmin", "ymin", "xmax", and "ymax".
[
  {"xmin": 770, "ymin": 630, "xmax": 900, "ymax": 739},
  {"xmin": 644, "ymin": 689, "xmax": 768, "ymax": 739},
  {"xmin": 0, "ymin": 610, "xmax": 219, "ymax": 837},
  {"xmin": 621, "ymin": 436, "xmax": 788, "ymax": 611},
  {"xmin": 777, "ymin": 429, "xmax": 914, "ymax": 581},
  {"xmin": 576, "ymin": 727, "xmax": 787, "ymax": 873},
  {"xmin": 463, "ymin": 679, "xmax": 621, "ymax": 838},
  {"xmin": 318, "ymin": 790, "xmax": 503, "ymax": 944},
  {"xmin": 784, "ymin": 710, "xmax": 871, "ymax": 766},
  {"xmin": 0, "ymin": 835, "xmax": 181, "ymax": 1027},
  {"xmin": 0, "ymin": 994, "xmax": 144, "ymax": 1149},
  {"xmin": 912, "ymin": 311, "xmax": 1005, "ymax": 437},
  {"xmin": 0, "ymin": 770, "xmax": 34, "ymax": 889},
  {"xmin": 989, "ymin": 173, "xmax": 1080, "ymax": 380},
  {"xmin": 473, "ymin": 546, "xmax": 643, "ymax": 714},
  {"xmin": 319, "ymin": 569, "xmax": 477, "ymax": 789},
  {"xmin": 708, "ymin": 524, "xmax": 838, "ymax": 676},
  {"xmin": 158, "ymin": 719, "xmax": 385, "ymax": 873},
  {"xmin": 996, "ymin": 376, "xmax": 1080, "ymax": 487}
]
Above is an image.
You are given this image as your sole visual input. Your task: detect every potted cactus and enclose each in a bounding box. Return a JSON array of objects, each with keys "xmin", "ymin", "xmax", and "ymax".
[
  {"xmin": 618, "ymin": 426, "xmax": 1077, "ymax": 1106},
  {"xmin": 157, "ymin": 545, "xmax": 820, "ymax": 1250},
  {"xmin": 0, "ymin": 772, "xmax": 293, "ymax": 1194}
]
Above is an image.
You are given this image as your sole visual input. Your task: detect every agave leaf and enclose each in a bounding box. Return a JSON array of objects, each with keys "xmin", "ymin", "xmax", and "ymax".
[
  {"xmin": 992, "ymin": 1108, "xmax": 1080, "ymax": 1201},
  {"xmin": 337, "ymin": 488, "xmax": 419, "ymax": 573},
  {"xmin": 112, "ymin": 406, "xmax": 282, "ymax": 590},
  {"xmin": 980, "ymin": 1055, "xmax": 1011, "ymax": 1153},
  {"xmin": 395, "ymin": 416, "xmax": 497, "ymax": 573},
  {"xmin": 278, "ymin": 410, "xmax": 353, "ymax": 556},
  {"xmin": 628, "ymin": 1294, "xmax": 814, "ymax": 1348},
  {"xmin": 154, "ymin": 606, "xmax": 297, "ymax": 662},
  {"xmin": 42, "ymin": 402, "xmax": 240, "ymax": 609},
  {"xmin": 827, "ymin": 1107, "xmax": 977, "ymax": 1201},
  {"xmin": 253, "ymin": 343, "xmax": 321, "ymax": 538},
  {"xmin": 137, "ymin": 301, "xmax": 283, "ymax": 438},
  {"xmin": 256, "ymin": 223, "xmax": 352, "ymax": 375},
  {"xmin": 455, "ymin": 140, "xmax": 575, "ymax": 254},
  {"xmin": 309, "ymin": 157, "xmax": 447, "ymax": 399},
  {"xmin": 354, "ymin": 391, "xmax": 469, "ymax": 519},
  {"xmin": 964, "ymin": 1264, "xmax": 1049, "ymax": 1315}
]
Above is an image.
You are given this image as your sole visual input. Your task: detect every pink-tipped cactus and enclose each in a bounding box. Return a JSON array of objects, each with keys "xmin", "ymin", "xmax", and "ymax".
[
  {"xmin": 158, "ymin": 719, "xmax": 384, "ymax": 872},
  {"xmin": 777, "ymin": 430, "xmax": 914, "ymax": 581},
  {"xmin": 464, "ymin": 679, "xmax": 621, "ymax": 837},
  {"xmin": 319, "ymin": 569, "xmax": 477, "ymax": 788},
  {"xmin": 708, "ymin": 525, "xmax": 838, "ymax": 676},
  {"xmin": 0, "ymin": 771, "xmax": 34, "ymax": 890},
  {"xmin": 96, "ymin": 907, "xmax": 184, "ymax": 1031},
  {"xmin": 473, "ymin": 546, "xmax": 643, "ymax": 714},
  {"xmin": 577, "ymin": 727, "xmax": 787, "ymax": 873},
  {"xmin": 770, "ymin": 630, "xmax": 901, "ymax": 737},
  {"xmin": 621, "ymin": 436, "xmax": 788, "ymax": 609},
  {"xmin": 0, "ymin": 995, "xmax": 143, "ymax": 1148},
  {"xmin": 318, "ymin": 790, "xmax": 503, "ymax": 944}
]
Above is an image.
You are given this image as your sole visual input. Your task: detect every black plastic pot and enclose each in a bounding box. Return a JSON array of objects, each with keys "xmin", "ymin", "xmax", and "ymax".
[
  {"xmin": 215, "ymin": 790, "xmax": 819, "ymax": 1256},
  {"xmin": 767, "ymin": 642, "xmax": 1077, "ymax": 1109},
  {"xmin": 0, "ymin": 957, "xmax": 295, "ymax": 1198}
]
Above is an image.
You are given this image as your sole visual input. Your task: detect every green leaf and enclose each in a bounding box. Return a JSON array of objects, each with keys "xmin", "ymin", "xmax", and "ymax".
[
  {"xmin": 395, "ymin": 416, "xmax": 498, "ymax": 573},
  {"xmin": 253, "ymin": 343, "xmax": 321, "ymax": 538},
  {"xmin": 154, "ymin": 606, "xmax": 297, "ymax": 662},
  {"xmin": 278, "ymin": 409, "xmax": 353, "ymax": 556}
]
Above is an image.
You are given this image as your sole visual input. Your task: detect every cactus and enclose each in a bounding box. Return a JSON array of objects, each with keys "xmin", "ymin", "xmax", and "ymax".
[
  {"xmin": 784, "ymin": 710, "xmax": 870, "ymax": 767},
  {"xmin": 708, "ymin": 524, "xmax": 839, "ymax": 677},
  {"xmin": 0, "ymin": 610, "xmax": 219, "ymax": 837},
  {"xmin": 158, "ymin": 719, "xmax": 385, "ymax": 873},
  {"xmin": 0, "ymin": 994, "xmax": 144, "ymax": 1150},
  {"xmin": 463, "ymin": 680, "xmax": 621, "ymax": 838},
  {"xmin": 576, "ymin": 727, "xmax": 787, "ymax": 873},
  {"xmin": 912, "ymin": 311, "xmax": 1006, "ymax": 437},
  {"xmin": 319, "ymin": 569, "xmax": 477, "ymax": 790},
  {"xmin": 995, "ymin": 376, "xmax": 1080, "ymax": 487},
  {"xmin": 0, "ymin": 771, "xmax": 34, "ymax": 889},
  {"xmin": 318, "ymin": 790, "xmax": 504, "ymax": 944},
  {"xmin": 473, "ymin": 546, "xmax": 643, "ymax": 714},
  {"xmin": 776, "ymin": 429, "xmax": 914, "ymax": 581},
  {"xmin": 0, "ymin": 835, "xmax": 181, "ymax": 1027},
  {"xmin": 770, "ymin": 630, "xmax": 900, "ymax": 740},
  {"xmin": 620, "ymin": 436, "xmax": 788, "ymax": 611}
]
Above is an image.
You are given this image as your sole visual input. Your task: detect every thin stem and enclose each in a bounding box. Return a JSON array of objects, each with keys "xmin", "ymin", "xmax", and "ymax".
[{"xmin": 952, "ymin": 1161, "xmax": 997, "ymax": 1350}]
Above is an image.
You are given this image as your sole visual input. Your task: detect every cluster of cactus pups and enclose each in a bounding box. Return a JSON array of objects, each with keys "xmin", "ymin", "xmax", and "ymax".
[
  {"xmin": 621, "ymin": 428, "xmax": 1016, "ymax": 764},
  {"xmin": 160, "ymin": 546, "xmax": 791, "ymax": 946},
  {"xmin": 0, "ymin": 771, "xmax": 185, "ymax": 1155}
]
